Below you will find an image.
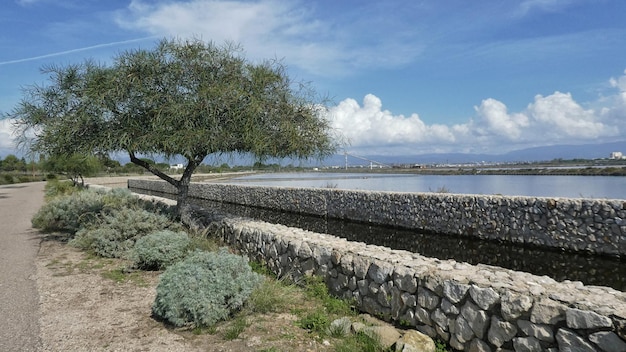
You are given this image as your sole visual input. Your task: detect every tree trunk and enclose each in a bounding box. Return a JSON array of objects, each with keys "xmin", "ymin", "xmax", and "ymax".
[{"xmin": 175, "ymin": 175, "xmax": 191, "ymax": 219}]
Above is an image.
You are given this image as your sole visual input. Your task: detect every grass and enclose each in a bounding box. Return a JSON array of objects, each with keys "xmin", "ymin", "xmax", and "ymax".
[
  {"xmin": 101, "ymin": 268, "xmax": 148, "ymax": 286},
  {"xmin": 223, "ymin": 316, "xmax": 249, "ymax": 340}
]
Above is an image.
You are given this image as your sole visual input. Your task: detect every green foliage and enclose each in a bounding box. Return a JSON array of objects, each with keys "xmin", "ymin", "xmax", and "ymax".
[
  {"xmin": 152, "ymin": 248, "xmax": 263, "ymax": 328},
  {"xmin": 247, "ymin": 277, "xmax": 300, "ymax": 314},
  {"xmin": 42, "ymin": 153, "xmax": 102, "ymax": 186},
  {"xmin": 131, "ymin": 230, "xmax": 191, "ymax": 270},
  {"xmin": 9, "ymin": 38, "xmax": 338, "ymax": 216},
  {"xmin": 435, "ymin": 339, "xmax": 451, "ymax": 352},
  {"xmin": 2, "ymin": 174, "xmax": 14, "ymax": 184},
  {"xmin": 0, "ymin": 154, "xmax": 26, "ymax": 172},
  {"xmin": 303, "ymin": 276, "xmax": 354, "ymax": 316},
  {"xmin": 70, "ymin": 207, "xmax": 181, "ymax": 258},
  {"xmin": 223, "ymin": 316, "xmax": 249, "ymax": 340},
  {"xmin": 335, "ymin": 331, "xmax": 385, "ymax": 352},
  {"xmin": 296, "ymin": 311, "xmax": 330, "ymax": 333},
  {"xmin": 44, "ymin": 179, "xmax": 80, "ymax": 199},
  {"xmin": 32, "ymin": 189, "xmax": 108, "ymax": 233}
]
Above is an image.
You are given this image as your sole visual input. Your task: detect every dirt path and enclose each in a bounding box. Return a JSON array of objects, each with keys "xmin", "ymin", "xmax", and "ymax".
[{"xmin": 0, "ymin": 182, "xmax": 46, "ymax": 352}]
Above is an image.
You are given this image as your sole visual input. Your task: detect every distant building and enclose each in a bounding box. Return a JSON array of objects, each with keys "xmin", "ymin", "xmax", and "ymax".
[
  {"xmin": 609, "ymin": 151, "xmax": 624, "ymax": 160},
  {"xmin": 170, "ymin": 163, "xmax": 184, "ymax": 170}
]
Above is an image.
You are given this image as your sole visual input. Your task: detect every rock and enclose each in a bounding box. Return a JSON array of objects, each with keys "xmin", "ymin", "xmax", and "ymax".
[
  {"xmin": 441, "ymin": 298, "xmax": 460, "ymax": 315},
  {"xmin": 367, "ymin": 260, "xmax": 394, "ymax": 284},
  {"xmin": 566, "ymin": 308, "xmax": 614, "ymax": 329},
  {"xmin": 512, "ymin": 336, "xmax": 542, "ymax": 352},
  {"xmin": 362, "ymin": 325, "xmax": 401, "ymax": 350},
  {"xmin": 417, "ymin": 286, "xmax": 440, "ymax": 310},
  {"xmin": 469, "ymin": 285, "xmax": 500, "ymax": 311},
  {"xmin": 501, "ymin": 291, "xmax": 533, "ymax": 321},
  {"xmin": 468, "ymin": 338, "xmax": 491, "ymax": 352},
  {"xmin": 452, "ymin": 315, "xmax": 475, "ymax": 344},
  {"xmin": 443, "ymin": 280, "xmax": 470, "ymax": 304},
  {"xmin": 556, "ymin": 328, "xmax": 596, "ymax": 352},
  {"xmin": 588, "ymin": 331, "xmax": 626, "ymax": 352},
  {"xmin": 395, "ymin": 330, "xmax": 436, "ymax": 352},
  {"xmin": 352, "ymin": 255, "xmax": 370, "ymax": 279},
  {"xmin": 431, "ymin": 308, "xmax": 449, "ymax": 329},
  {"xmin": 488, "ymin": 316, "xmax": 517, "ymax": 347},
  {"xmin": 461, "ymin": 301, "xmax": 489, "ymax": 339},
  {"xmin": 530, "ymin": 298, "xmax": 567, "ymax": 325},
  {"xmin": 517, "ymin": 319, "xmax": 554, "ymax": 343}
]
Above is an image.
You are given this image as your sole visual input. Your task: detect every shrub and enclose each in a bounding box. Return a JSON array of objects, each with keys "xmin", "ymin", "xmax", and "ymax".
[
  {"xmin": 131, "ymin": 230, "xmax": 191, "ymax": 270},
  {"xmin": 152, "ymin": 248, "xmax": 263, "ymax": 328},
  {"xmin": 44, "ymin": 179, "xmax": 79, "ymax": 199},
  {"xmin": 3, "ymin": 174, "xmax": 14, "ymax": 184},
  {"xmin": 32, "ymin": 189, "xmax": 107, "ymax": 233},
  {"xmin": 70, "ymin": 208, "xmax": 181, "ymax": 258}
]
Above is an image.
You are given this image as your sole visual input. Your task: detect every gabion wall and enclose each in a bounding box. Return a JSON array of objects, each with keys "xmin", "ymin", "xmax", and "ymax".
[
  {"xmin": 182, "ymin": 210, "xmax": 626, "ymax": 351},
  {"xmin": 128, "ymin": 179, "xmax": 626, "ymax": 256}
]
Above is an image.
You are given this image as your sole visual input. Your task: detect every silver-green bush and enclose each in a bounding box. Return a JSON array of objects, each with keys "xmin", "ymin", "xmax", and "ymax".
[
  {"xmin": 152, "ymin": 248, "xmax": 263, "ymax": 327},
  {"xmin": 131, "ymin": 230, "xmax": 191, "ymax": 270},
  {"xmin": 70, "ymin": 208, "xmax": 182, "ymax": 258},
  {"xmin": 32, "ymin": 189, "xmax": 107, "ymax": 233}
]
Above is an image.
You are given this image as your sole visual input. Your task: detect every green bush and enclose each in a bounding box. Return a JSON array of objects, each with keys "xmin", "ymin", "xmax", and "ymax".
[
  {"xmin": 32, "ymin": 189, "xmax": 107, "ymax": 233},
  {"xmin": 3, "ymin": 174, "xmax": 14, "ymax": 184},
  {"xmin": 131, "ymin": 230, "xmax": 191, "ymax": 270},
  {"xmin": 44, "ymin": 179, "xmax": 79, "ymax": 199},
  {"xmin": 70, "ymin": 208, "xmax": 181, "ymax": 258},
  {"xmin": 152, "ymin": 248, "xmax": 263, "ymax": 328}
]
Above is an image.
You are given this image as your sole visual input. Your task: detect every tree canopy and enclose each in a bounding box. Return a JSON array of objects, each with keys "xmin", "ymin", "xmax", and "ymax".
[{"xmin": 9, "ymin": 38, "xmax": 338, "ymax": 215}]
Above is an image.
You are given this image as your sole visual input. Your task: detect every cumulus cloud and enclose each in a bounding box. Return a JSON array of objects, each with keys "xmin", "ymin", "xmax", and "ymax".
[
  {"xmin": 0, "ymin": 118, "xmax": 18, "ymax": 157},
  {"xmin": 114, "ymin": 0, "xmax": 420, "ymax": 76},
  {"xmin": 329, "ymin": 94, "xmax": 460, "ymax": 154},
  {"xmin": 526, "ymin": 92, "xmax": 615, "ymax": 139},
  {"xmin": 474, "ymin": 99, "xmax": 529, "ymax": 139},
  {"xmin": 329, "ymin": 78, "xmax": 623, "ymax": 155}
]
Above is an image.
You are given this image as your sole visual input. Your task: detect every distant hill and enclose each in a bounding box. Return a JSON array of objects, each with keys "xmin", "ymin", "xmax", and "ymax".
[{"xmin": 326, "ymin": 140, "xmax": 626, "ymax": 166}]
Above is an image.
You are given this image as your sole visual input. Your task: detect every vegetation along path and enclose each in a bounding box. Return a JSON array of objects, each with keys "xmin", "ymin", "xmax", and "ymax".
[{"xmin": 0, "ymin": 182, "xmax": 45, "ymax": 352}]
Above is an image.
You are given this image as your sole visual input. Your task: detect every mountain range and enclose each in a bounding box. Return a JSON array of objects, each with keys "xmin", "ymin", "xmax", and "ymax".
[{"xmin": 326, "ymin": 140, "xmax": 626, "ymax": 166}]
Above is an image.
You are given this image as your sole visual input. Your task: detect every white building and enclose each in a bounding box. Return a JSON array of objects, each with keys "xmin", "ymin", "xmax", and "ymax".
[
  {"xmin": 609, "ymin": 151, "xmax": 624, "ymax": 160},
  {"xmin": 170, "ymin": 163, "xmax": 184, "ymax": 170}
]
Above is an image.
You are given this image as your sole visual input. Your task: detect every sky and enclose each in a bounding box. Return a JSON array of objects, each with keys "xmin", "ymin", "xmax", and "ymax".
[{"xmin": 1, "ymin": 0, "xmax": 626, "ymax": 160}]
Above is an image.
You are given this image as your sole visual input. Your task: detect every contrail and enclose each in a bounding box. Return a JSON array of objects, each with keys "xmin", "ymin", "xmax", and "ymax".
[{"xmin": 0, "ymin": 36, "xmax": 158, "ymax": 66}]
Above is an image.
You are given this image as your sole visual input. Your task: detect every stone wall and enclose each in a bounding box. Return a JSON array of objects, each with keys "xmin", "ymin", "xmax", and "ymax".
[
  {"xmin": 181, "ymin": 207, "xmax": 626, "ymax": 351},
  {"xmin": 128, "ymin": 179, "xmax": 626, "ymax": 257}
]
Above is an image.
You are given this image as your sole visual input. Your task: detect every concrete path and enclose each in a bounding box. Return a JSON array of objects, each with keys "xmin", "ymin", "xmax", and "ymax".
[{"xmin": 0, "ymin": 182, "xmax": 45, "ymax": 352}]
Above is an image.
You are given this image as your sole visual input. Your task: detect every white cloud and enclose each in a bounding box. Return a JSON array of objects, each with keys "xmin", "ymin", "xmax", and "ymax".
[
  {"xmin": 329, "ymin": 94, "xmax": 458, "ymax": 154},
  {"xmin": 114, "ymin": 0, "xmax": 421, "ymax": 76},
  {"xmin": 0, "ymin": 118, "xmax": 18, "ymax": 157},
  {"xmin": 525, "ymin": 92, "xmax": 614, "ymax": 139},
  {"xmin": 517, "ymin": 0, "xmax": 579, "ymax": 16},
  {"xmin": 474, "ymin": 99, "xmax": 529, "ymax": 139},
  {"xmin": 329, "ymin": 80, "xmax": 623, "ymax": 155}
]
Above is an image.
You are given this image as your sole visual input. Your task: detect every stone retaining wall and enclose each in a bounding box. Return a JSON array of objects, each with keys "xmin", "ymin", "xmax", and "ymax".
[
  {"xmin": 128, "ymin": 179, "xmax": 626, "ymax": 257},
  {"xmin": 181, "ymin": 207, "xmax": 626, "ymax": 352}
]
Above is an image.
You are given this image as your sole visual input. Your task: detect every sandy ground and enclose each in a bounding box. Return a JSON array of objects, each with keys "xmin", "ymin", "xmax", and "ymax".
[{"xmin": 36, "ymin": 238, "xmax": 331, "ymax": 352}]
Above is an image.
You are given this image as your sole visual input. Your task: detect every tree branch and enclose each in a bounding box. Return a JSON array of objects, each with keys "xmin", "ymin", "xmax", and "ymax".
[{"xmin": 128, "ymin": 151, "xmax": 179, "ymax": 188}]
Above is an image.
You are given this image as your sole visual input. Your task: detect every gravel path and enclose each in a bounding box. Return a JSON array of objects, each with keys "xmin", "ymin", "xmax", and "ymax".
[{"xmin": 0, "ymin": 182, "xmax": 45, "ymax": 352}]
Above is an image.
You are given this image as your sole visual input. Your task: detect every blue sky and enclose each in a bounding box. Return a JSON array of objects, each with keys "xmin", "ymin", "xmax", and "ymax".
[{"xmin": 1, "ymin": 0, "xmax": 626, "ymax": 159}]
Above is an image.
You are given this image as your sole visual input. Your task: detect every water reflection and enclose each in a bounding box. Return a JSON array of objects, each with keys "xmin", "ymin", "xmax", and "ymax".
[{"xmin": 134, "ymin": 189, "xmax": 625, "ymax": 291}]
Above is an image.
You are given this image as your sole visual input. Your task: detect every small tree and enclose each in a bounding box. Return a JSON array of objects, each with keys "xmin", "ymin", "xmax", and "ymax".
[
  {"xmin": 42, "ymin": 153, "xmax": 101, "ymax": 186},
  {"xmin": 9, "ymin": 38, "xmax": 338, "ymax": 217}
]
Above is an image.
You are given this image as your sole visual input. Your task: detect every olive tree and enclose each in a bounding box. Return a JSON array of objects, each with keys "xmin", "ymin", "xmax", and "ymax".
[{"xmin": 9, "ymin": 38, "xmax": 337, "ymax": 216}]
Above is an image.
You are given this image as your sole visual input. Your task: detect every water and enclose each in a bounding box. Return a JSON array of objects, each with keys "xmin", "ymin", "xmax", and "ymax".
[{"xmin": 224, "ymin": 172, "xmax": 626, "ymax": 199}]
